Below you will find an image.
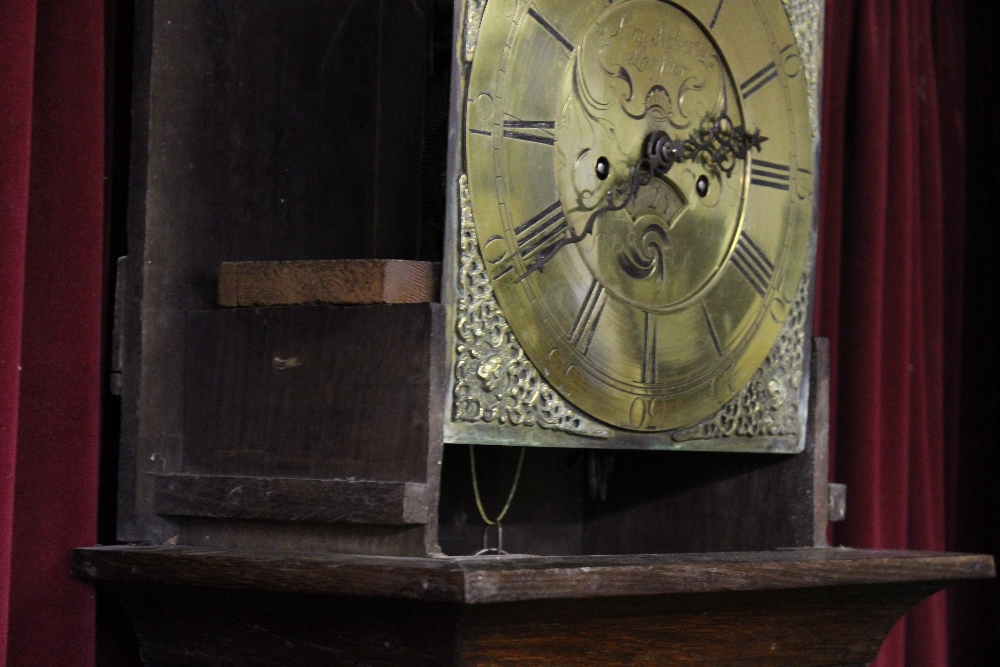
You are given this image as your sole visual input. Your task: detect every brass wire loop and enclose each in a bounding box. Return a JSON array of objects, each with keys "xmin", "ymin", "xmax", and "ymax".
[{"xmin": 469, "ymin": 445, "xmax": 526, "ymax": 555}]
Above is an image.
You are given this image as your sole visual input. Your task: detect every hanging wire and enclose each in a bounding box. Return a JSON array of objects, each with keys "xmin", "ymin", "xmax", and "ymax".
[{"xmin": 469, "ymin": 445, "xmax": 526, "ymax": 555}]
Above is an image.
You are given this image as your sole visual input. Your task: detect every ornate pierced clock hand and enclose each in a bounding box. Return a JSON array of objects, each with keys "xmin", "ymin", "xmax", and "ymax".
[{"xmin": 516, "ymin": 114, "xmax": 767, "ymax": 282}]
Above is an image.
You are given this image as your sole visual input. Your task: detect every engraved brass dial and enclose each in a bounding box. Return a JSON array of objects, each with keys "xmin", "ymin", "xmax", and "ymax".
[{"xmin": 465, "ymin": 0, "xmax": 814, "ymax": 432}]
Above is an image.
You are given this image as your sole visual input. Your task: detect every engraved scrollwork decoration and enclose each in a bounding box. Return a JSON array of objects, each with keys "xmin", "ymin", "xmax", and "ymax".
[
  {"xmin": 453, "ymin": 0, "xmax": 820, "ymax": 442},
  {"xmin": 452, "ymin": 175, "xmax": 612, "ymax": 438}
]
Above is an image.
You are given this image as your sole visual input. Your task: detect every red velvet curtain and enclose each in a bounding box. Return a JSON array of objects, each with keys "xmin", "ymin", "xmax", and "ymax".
[
  {"xmin": 0, "ymin": 0, "xmax": 106, "ymax": 665},
  {"xmin": 816, "ymin": 1, "xmax": 968, "ymax": 666}
]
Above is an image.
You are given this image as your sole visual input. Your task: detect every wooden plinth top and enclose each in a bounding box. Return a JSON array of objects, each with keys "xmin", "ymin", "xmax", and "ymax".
[{"xmin": 72, "ymin": 546, "xmax": 993, "ymax": 605}]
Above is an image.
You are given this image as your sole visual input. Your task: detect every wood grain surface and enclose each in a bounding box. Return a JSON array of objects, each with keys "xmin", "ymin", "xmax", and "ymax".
[
  {"xmin": 217, "ymin": 260, "xmax": 441, "ymax": 306},
  {"xmin": 453, "ymin": 585, "xmax": 937, "ymax": 667},
  {"xmin": 107, "ymin": 582, "xmax": 913, "ymax": 666},
  {"xmin": 72, "ymin": 545, "xmax": 994, "ymax": 603},
  {"xmin": 179, "ymin": 302, "xmax": 444, "ymax": 555},
  {"xmin": 73, "ymin": 545, "xmax": 993, "ymax": 666},
  {"xmin": 183, "ymin": 304, "xmax": 438, "ymax": 483},
  {"xmin": 153, "ymin": 474, "xmax": 430, "ymax": 525},
  {"xmin": 116, "ymin": 0, "xmax": 439, "ymax": 545}
]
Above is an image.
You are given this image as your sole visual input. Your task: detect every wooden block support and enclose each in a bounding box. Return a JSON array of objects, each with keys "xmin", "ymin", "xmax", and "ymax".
[
  {"xmin": 217, "ymin": 260, "xmax": 441, "ymax": 307},
  {"xmin": 179, "ymin": 302, "xmax": 445, "ymax": 557}
]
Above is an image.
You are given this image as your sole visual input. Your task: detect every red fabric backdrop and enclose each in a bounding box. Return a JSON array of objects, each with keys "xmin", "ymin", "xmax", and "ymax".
[
  {"xmin": 0, "ymin": 0, "xmax": 106, "ymax": 665},
  {"xmin": 0, "ymin": 0, "xmax": 991, "ymax": 666},
  {"xmin": 816, "ymin": 1, "xmax": 972, "ymax": 667},
  {"xmin": 0, "ymin": 0, "xmax": 37, "ymax": 657}
]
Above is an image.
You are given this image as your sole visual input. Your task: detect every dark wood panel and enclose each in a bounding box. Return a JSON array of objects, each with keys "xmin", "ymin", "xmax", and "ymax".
[
  {"xmin": 145, "ymin": 0, "xmax": 436, "ymax": 281},
  {"xmin": 117, "ymin": 0, "xmax": 163, "ymax": 543},
  {"xmin": 372, "ymin": 1, "xmax": 435, "ymax": 262},
  {"xmin": 175, "ymin": 520, "xmax": 431, "ymax": 558},
  {"xmin": 84, "ymin": 568, "xmax": 977, "ymax": 666},
  {"xmin": 75, "ymin": 545, "xmax": 992, "ymax": 665},
  {"xmin": 73, "ymin": 547, "xmax": 467, "ymax": 600},
  {"xmin": 116, "ymin": 585, "xmax": 462, "ymax": 667},
  {"xmin": 437, "ymin": 445, "xmax": 586, "ymax": 557},
  {"xmin": 153, "ymin": 474, "xmax": 429, "ymax": 524},
  {"xmin": 183, "ymin": 304, "xmax": 440, "ymax": 482},
  {"xmin": 112, "ymin": 583, "xmax": 908, "ymax": 666},
  {"xmin": 579, "ymin": 339, "xmax": 830, "ymax": 554},
  {"xmin": 809, "ymin": 338, "xmax": 832, "ymax": 544},
  {"xmin": 118, "ymin": 0, "xmax": 441, "ymax": 545},
  {"xmin": 217, "ymin": 260, "xmax": 441, "ymax": 307},
  {"xmin": 455, "ymin": 585, "xmax": 928, "ymax": 667}
]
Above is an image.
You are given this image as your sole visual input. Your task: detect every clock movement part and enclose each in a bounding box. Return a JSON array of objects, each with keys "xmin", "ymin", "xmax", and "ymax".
[{"xmin": 517, "ymin": 114, "xmax": 767, "ymax": 281}]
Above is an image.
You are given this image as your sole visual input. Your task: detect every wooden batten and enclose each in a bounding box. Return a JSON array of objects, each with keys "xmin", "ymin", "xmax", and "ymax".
[
  {"xmin": 153, "ymin": 474, "xmax": 430, "ymax": 525},
  {"xmin": 217, "ymin": 259, "xmax": 441, "ymax": 307}
]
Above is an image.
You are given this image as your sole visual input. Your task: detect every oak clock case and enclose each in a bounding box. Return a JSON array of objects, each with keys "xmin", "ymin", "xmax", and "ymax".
[{"xmin": 444, "ymin": 0, "xmax": 819, "ymax": 453}]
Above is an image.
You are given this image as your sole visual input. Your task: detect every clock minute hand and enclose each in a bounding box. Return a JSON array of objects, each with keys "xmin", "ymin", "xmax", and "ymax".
[{"xmin": 516, "ymin": 115, "xmax": 767, "ymax": 282}]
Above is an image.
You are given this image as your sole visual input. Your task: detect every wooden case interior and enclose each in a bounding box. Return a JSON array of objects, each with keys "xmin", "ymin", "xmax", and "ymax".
[{"xmin": 117, "ymin": 0, "xmax": 829, "ymax": 559}]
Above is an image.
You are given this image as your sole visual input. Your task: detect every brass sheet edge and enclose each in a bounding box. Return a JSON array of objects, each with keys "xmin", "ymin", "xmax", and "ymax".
[{"xmin": 782, "ymin": 0, "xmax": 824, "ymax": 136}]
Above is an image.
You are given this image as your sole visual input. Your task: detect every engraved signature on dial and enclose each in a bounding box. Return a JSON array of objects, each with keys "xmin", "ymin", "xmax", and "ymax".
[{"xmin": 586, "ymin": 13, "xmax": 717, "ymax": 130}]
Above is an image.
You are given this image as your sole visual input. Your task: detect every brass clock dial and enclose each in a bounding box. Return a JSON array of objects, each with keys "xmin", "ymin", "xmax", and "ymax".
[{"xmin": 464, "ymin": 0, "xmax": 813, "ymax": 432}]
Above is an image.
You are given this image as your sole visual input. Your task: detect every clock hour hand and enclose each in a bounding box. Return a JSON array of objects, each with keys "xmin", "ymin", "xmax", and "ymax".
[
  {"xmin": 516, "ymin": 114, "xmax": 766, "ymax": 282},
  {"xmin": 648, "ymin": 112, "xmax": 768, "ymax": 179}
]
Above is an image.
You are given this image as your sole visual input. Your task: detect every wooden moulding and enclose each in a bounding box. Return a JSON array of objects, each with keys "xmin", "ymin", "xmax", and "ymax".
[
  {"xmin": 72, "ymin": 546, "xmax": 994, "ymax": 603},
  {"xmin": 152, "ymin": 474, "xmax": 429, "ymax": 525},
  {"xmin": 72, "ymin": 546, "xmax": 994, "ymax": 667},
  {"xmin": 217, "ymin": 259, "xmax": 441, "ymax": 307}
]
